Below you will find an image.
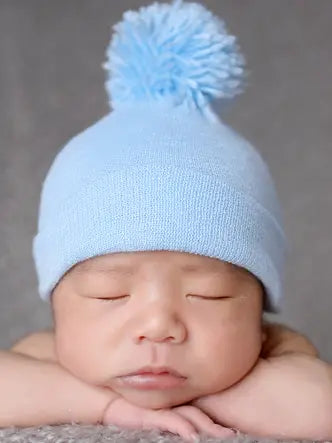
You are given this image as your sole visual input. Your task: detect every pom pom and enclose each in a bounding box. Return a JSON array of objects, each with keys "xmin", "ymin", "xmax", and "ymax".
[{"xmin": 103, "ymin": 0, "xmax": 247, "ymax": 115}]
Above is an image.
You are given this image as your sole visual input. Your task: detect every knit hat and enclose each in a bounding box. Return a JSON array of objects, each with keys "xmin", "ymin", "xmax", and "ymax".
[{"xmin": 33, "ymin": 0, "xmax": 288, "ymax": 313}]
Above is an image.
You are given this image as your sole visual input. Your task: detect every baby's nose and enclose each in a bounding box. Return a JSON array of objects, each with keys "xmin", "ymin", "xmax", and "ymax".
[{"xmin": 134, "ymin": 301, "xmax": 186, "ymax": 344}]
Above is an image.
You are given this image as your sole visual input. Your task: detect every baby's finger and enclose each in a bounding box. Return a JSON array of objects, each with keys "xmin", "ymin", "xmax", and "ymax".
[
  {"xmin": 142, "ymin": 408, "xmax": 198, "ymax": 442},
  {"xmin": 173, "ymin": 405, "xmax": 235, "ymax": 439}
]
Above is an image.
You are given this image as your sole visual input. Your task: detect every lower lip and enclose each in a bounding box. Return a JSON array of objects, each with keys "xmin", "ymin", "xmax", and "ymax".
[{"xmin": 116, "ymin": 372, "xmax": 186, "ymax": 390}]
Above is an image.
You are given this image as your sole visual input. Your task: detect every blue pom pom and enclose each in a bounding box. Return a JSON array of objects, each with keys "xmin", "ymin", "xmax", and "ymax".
[{"xmin": 103, "ymin": 0, "xmax": 247, "ymax": 114}]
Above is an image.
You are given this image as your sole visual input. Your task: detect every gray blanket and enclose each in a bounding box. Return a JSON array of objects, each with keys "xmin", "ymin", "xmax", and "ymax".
[{"xmin": 0, "ymin": 424, "xmax": 323, "ymax": 442}]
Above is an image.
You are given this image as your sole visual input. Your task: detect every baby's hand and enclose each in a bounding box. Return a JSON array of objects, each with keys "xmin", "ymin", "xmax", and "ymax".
[
  {"xmin": 172, "ymin": 404, "xmax": 236, "ymax": 440},
  {"xmin": 103, "ymin": 396, "xmax": 235, "ymax": 441}
]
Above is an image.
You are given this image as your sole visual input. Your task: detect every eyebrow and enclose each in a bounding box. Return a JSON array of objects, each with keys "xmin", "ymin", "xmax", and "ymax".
[
  {"xmin": 75, "ymin": 262, "xmax": 238, "ymax": 276},
  {"xmin": 74, "ymin": 264, "xmax": 134, "ymax": 276}
]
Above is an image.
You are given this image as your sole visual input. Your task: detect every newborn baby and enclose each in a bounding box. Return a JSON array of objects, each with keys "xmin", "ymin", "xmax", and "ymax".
[
  {"xmin": 2, "ymin": 0, "xmax": 332, "ymax": 440},
  {"xmin": 7, "ymin": 250, "xmax": 332, "ymax": 440}
]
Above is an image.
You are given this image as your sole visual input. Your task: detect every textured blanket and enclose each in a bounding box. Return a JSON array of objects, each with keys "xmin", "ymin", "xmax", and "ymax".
[{"xmin": 0, "ymin": 424, "xmax": 324, "ymax": 442}]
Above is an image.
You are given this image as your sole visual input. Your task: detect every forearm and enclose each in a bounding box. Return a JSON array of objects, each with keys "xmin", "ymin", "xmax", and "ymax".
[
  {"xmin": 191, "ymin": 354, "xmax": 332, "ymax": 440},
  {"xmin": 0, "ymin": 350, "xmax": 117, "ymax": 428}
]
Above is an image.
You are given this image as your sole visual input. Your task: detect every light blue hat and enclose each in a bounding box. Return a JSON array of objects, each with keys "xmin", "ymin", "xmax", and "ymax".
[{"xmin": 33, "ymin": 0, "xmax": 288, "ymax": 313}]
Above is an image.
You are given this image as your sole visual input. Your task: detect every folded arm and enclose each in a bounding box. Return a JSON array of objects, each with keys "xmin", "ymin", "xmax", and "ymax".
[
  {"xmin": 260, "ymin": 320, "xmax": 319, "ymax": 358},
  {"xmin": 191, "ymin": 322, "xmax": 332, "ymax": 440},
  {"xmin": 10, "ymin": 330, "xmax": 57, "ymax": 362},
  {"xmin": 0, "ymin": 349, "xmax": 117, "ymax": 427}
]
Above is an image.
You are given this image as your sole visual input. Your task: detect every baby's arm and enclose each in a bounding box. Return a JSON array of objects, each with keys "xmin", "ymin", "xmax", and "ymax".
[
  {"xmin": 192, "ymin": 353, "xmax": 332, "ymax": 440},
  {"xmin": 0, "ymin": 349, "xmax": 117, "ymax": 427},
  {"xmin": 10, "ymin": 330, "xmax": 57, "ymax": 362},
  {"xmin": 190, "ymin": 324, "xmax": 332, "ymax": 440},
  {"xmin": 261, "ymin": 320, "xmax": 319, "ymax": 358}
]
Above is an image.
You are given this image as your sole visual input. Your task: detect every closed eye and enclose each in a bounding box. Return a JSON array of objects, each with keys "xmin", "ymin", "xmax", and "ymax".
[
  {"xmin": 95, "ymin": 295, "xmax": 129, "ymax": 302},
  {"xmin": 187, "ymin": 294, "xmax": 231, "ymax": 300}
]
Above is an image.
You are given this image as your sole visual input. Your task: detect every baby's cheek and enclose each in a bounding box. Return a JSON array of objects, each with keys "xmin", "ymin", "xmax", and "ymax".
[
  {"xmin": 54, "ymin": 327, "xmax": 96, "ymax": 383},
  {"xmin": 203, "ymin": 324, "xmax": 261, "ymax": 390},
  {"xmin": 225, "ymin": 325, "xmax": 262, "ymax": 378}
]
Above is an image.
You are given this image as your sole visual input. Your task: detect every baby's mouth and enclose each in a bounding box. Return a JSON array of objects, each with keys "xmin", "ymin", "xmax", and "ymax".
[
  {"xmin": 115, "ymin": 372, "xmax": 187, "ymax": 390},
  {"xmin": 115, "ymin": 365, "xmax": 187, "ymax": 390}
]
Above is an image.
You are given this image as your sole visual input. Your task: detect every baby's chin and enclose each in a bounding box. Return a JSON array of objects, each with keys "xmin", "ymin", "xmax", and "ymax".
[{"xmin": 109, "ymin": 384, "xmax": 202, "ymax": 410}]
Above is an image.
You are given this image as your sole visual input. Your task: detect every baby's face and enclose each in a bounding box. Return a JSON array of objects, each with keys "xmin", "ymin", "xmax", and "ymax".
[{"xmin": 52, "ymin": 251, "xmax": 264, "ymax": 409}]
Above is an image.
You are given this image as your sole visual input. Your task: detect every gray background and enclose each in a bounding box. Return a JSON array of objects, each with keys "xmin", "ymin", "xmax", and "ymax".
[{"xmin": 1, "ymin": 0, "xmax": 331, "ymax": 360}]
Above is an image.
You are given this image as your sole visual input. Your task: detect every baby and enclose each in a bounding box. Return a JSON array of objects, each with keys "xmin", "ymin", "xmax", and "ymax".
[{"xmin": 1, "ymin": 0, "xmax": 331, "ymax": 441}]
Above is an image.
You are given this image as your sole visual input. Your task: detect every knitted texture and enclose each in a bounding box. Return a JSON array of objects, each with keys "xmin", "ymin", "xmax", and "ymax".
[
  {"xmin": 0, "ymin": 424, "xmax": 317, "ymax": 443},
  {"xmin": 32, "ymin": 0, "xmax": 288, "ymax": 312}
]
